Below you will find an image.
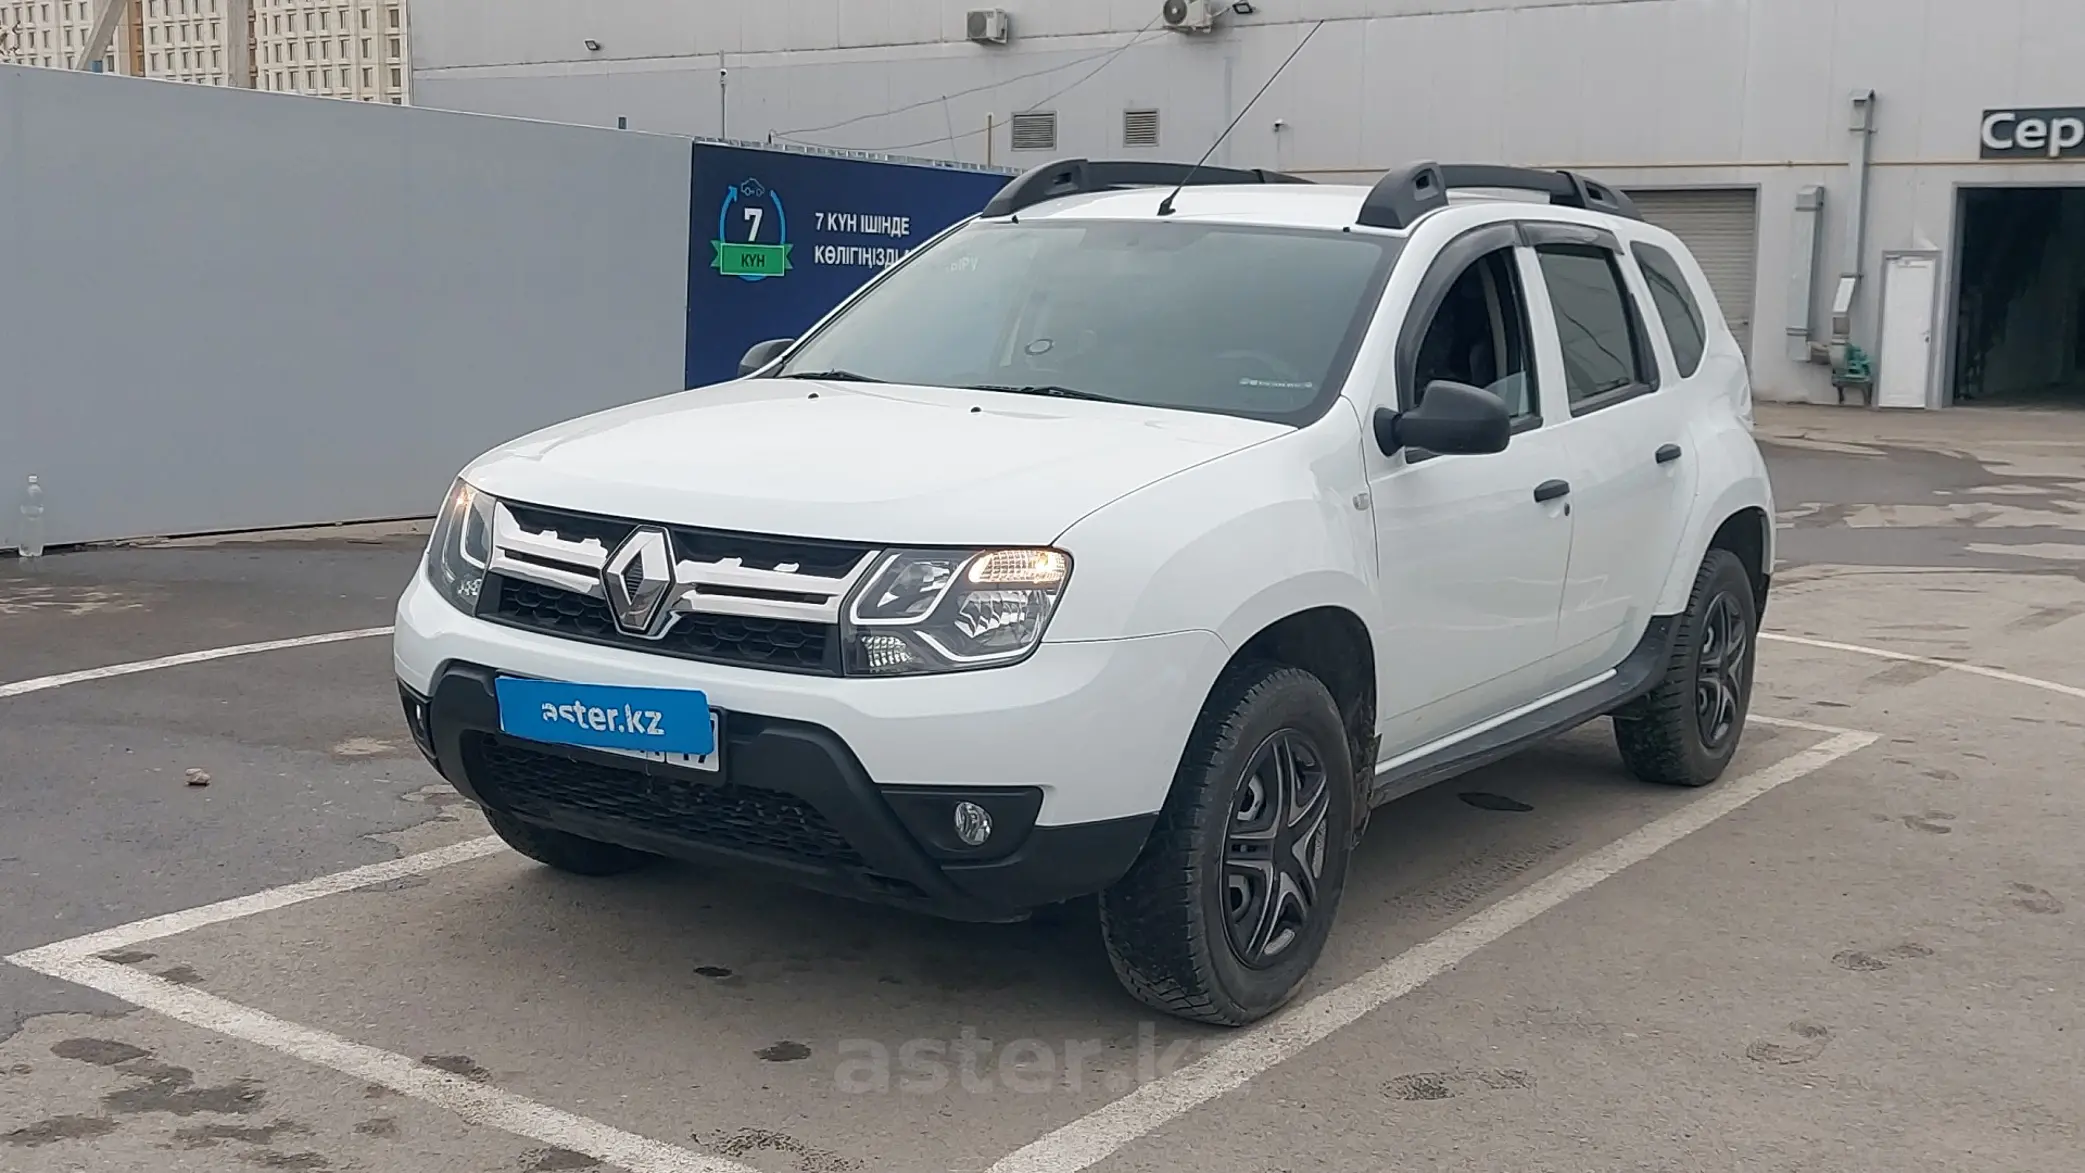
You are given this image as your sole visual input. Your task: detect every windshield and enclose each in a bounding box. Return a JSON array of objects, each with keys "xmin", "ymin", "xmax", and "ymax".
[{"xmin": 773, "ymin": 219, "xmax": 1400, "ymax": 424}]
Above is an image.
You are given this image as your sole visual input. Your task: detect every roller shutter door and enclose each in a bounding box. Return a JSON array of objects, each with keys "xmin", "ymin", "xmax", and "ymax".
[{"xmin": 1625, "ymin": 188, "xmax": 1760, "ymax": 356}]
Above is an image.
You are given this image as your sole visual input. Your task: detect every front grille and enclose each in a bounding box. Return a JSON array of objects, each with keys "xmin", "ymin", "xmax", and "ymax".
[
  {"xmin": 467, "ymin": 736, "xmax": 865, "ymax": 868},
  {"xmin": 483, "ymin": 576, "xmax": 841, "ymax": 674},
  {"xmin": 482, "ymin": 502, "xmax": 866, "ymax": 676}
]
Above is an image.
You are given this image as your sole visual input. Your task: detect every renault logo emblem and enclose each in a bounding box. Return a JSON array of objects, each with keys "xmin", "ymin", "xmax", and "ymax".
[{"xmin": 603, "ymin": 527, "xmax": 674, "ymax": 635}]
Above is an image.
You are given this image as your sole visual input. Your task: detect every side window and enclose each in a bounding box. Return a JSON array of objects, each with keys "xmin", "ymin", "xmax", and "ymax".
[
  {"xmin": 1632, "ymin": 242, "xmax": 1707, "ymax": 378},
  {"xmin": 1411, "ymin": 248, "xmax": 1538, "ymax": 423},
  {"xmin": 1534, "ymin": 244, "xmax": 1654, "ymax": 413}
]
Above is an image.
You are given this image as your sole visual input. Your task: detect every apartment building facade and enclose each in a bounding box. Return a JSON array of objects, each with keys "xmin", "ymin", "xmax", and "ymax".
[{"xmin": 0, "ymin": 0, "xmax": 405, "ymax": 102}]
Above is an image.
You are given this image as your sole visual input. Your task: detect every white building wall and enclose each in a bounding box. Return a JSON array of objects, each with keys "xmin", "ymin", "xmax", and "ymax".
[{"xmin": 411, "ymin": 0, "xmax": 2085, "ymax": 405}]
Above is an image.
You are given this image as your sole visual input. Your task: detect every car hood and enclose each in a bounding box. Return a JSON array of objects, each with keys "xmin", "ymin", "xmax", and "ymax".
[{"xmin": 461, "ymin": 379, "xmax": 1288, "ymax": 546}]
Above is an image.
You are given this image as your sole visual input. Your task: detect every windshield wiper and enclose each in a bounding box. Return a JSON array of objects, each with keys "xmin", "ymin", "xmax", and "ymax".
[
  {"xmin": 961, "ymin": 383, "xmax": 1126, "ymax": 404},
  {"xmin": 777, "ymin": 369, "xmax": 885, "ymax": 383}
]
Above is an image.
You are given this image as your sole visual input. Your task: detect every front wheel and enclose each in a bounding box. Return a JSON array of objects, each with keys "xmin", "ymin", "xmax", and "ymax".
[
  {"xmin": 1099, "ymin": 663, "xmax": 1355, "ymax": 1026},
  {"xmin": 1613, "ymin": 548, "xmax": 1758, "ymax": 787}
]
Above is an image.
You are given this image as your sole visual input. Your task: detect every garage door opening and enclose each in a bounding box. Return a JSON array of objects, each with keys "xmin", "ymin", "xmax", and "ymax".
[
  {"xmin": 1952, "ymin": 186, "xmax": 2085, "ymax": 406},
  {"xmin": 1626, "ymin": 188, "xmax": 1759, "ymax": 359}
]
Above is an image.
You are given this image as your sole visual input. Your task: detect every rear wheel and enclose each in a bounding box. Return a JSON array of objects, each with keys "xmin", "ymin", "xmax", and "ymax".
[
  {"xmin": 1099, "ymin": 663, "xmax": 1355, "ymax": 1026},
  {"xmin": 1613, "ymin": 549, "xmax": 1758, "ymax": 787},
  {"xmin": 485, "ymin": 809, "xmax": 652, "ymax": 876}
]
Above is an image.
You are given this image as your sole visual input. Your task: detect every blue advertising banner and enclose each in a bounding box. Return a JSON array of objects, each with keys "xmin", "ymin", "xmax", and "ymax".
[{"xmin": 684, "ymin": 142, "xmax": 1012, "ymax": 388}]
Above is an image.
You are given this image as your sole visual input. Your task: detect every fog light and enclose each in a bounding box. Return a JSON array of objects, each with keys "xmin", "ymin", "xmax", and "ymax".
[{"xmin": 952, "ymin": 801, "xmax": 993, "ymax": 847}]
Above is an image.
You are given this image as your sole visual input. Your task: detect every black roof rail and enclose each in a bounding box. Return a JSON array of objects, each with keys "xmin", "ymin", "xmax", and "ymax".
[
  {"xmin": 1356, "ymin": 162, "xmax": 1641, "ymax": 231},
  {"xmin": 979, "ymin": 158, "xmax": 1314, "ymax": 219}
]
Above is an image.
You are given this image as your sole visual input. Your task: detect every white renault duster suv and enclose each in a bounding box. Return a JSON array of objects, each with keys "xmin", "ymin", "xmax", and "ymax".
[{"xmin": 394, "ymin": 159, "xmax": 1774, "ymax": 1026}]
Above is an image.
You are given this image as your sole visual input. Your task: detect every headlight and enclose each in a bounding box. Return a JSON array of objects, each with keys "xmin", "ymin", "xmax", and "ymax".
[
  {"xmin": 843, "ymin": 548, "xmax": 1070, "ymax": 675},
  {"xmin": 423, "ymin": 479, "xmax": 495, "ymax": 613}
]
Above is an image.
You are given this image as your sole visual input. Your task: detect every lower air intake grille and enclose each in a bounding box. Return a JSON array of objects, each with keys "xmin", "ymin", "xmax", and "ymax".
[{"xmin": 467, "ymin": 736, "xmax": 865, "ymax": 868}]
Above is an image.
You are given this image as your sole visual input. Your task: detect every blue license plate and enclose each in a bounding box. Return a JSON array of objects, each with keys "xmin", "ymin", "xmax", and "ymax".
[{"xmin": 495, "ymin": 678, "xmax": 717, "ymax": 758}]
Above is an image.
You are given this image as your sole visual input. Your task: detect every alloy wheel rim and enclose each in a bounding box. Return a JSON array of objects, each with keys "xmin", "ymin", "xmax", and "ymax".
[
  {"xmin": 1696, "ymin": 591, "xmax": 1748, "ymax": 751},
  {"xmin": 1222, "ymin": 729, "xmax": 1332, "ymax": 968}
]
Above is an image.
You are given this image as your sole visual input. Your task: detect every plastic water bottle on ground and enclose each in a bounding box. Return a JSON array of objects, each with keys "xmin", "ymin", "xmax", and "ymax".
[{"xmin": 16, "ymin": 475, "xmax": 45, "ymax": 561}]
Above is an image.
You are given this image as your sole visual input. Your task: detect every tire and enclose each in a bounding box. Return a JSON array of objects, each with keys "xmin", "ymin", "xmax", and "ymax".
[
  {"xmin": 485, "ymin": 809, "xmax": 652, "ymax": 876},
  {"xmin": 1613, "ymin": 548, "xmax": 1758, "ymax": 787},
  {"xmin": 1098, "ymin": 662, "xmax": 1356, "ymax": 1026}
]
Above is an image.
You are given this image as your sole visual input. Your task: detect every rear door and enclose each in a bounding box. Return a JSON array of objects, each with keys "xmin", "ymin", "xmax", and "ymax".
[{"xmin": 1520, "ymin": 221, "xmax": 1700, "ymax": 678}]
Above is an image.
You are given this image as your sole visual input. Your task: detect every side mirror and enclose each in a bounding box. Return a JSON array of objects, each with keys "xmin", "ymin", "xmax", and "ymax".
[
  {"xmin": 1373, "ymin": 380, "xmax": 1512, "ymax": 457},
  {"xmin": 739, "ymin": 337, "xmax": 795, "ymax": 378}
]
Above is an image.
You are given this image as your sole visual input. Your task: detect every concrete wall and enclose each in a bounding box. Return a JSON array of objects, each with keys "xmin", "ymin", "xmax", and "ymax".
[
  {"xmin": 408, "ymin": 0, "xmax": 2085, "ymax": 406},
  {"xmin": 0, "ymin": 65, "xmax": 693, "ymax": 551}
]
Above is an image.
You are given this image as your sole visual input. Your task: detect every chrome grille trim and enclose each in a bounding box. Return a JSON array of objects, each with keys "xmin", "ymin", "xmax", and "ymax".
[
  {"xmin": 486, "ymin": 501, "xmax": 880, "ymax": 626},
  {"xmin": 487, "ymin": 504, "xmax": 608, "ymax": 598}
]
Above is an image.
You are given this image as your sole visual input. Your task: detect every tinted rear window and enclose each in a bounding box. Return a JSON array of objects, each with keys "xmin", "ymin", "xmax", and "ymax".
[{"xmin": 1633, "ymin": 243, "xmax": 1708, "ymax": 378}]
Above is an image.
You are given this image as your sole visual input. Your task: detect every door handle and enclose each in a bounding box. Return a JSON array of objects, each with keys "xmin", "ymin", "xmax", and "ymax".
[
  {"xmin": 1533, "ymin": 479, "xmax": 1571, "ymax": 503},
  {"xmin": 1655, "ymin": 444, "xmax": 1683, "ymax": 465}
]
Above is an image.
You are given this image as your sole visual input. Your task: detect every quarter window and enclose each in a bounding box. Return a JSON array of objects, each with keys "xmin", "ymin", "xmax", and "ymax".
[
  {"xmin": 1536, "ymin": 245, "xmax": 1650, "ymax": 411},
  {"xmin": 1633, "ymin": 243, "xmax": 1707, "ymax": 378}
]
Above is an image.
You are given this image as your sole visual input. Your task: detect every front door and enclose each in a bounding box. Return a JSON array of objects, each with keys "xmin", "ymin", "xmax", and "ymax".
[{"xmin": 1368, "ymin": 229, "xmax": 1575, "ymax": 759}]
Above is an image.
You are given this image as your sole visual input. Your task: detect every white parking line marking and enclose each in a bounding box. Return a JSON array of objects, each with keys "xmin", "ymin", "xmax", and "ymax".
[
  {"xmin": 16, "ymin": 957, "xmax": 761, "ymax": 1173},
  {"xmin": 985, "ymin": 726, "xmax": 1878, "ymax": 1173},
  {"xmin": 0, "ymin": 626, "xmax": 395, "ymax": 699},
  {"xmin": 1762, "ymin": 631, "xmax": 2085, "ymax": 702},
  {"xmin": 9, "ymin": 836, "xmax": 505, "ymax": 965}
]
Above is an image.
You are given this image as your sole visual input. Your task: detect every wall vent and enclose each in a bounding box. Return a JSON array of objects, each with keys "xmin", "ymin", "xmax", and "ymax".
[
  {"xmin": 1123, "ymin": 108, "xmax": 1160, "ymax": 147},
  {"xmin": 1010, "ymin": 111, "xmax": 1057, "ymax": 151}
]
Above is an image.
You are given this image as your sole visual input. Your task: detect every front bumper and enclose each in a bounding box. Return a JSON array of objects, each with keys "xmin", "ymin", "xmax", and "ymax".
[
  {"xmin": 393, "ymin": 574, "xmax": 1231, "ymax": 919},
  {"xmin": 404, "ymin": 666, "xmax": 1155, "ymax": 920}
]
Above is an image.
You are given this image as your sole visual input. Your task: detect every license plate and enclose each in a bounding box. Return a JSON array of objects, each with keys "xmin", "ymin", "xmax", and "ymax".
[{"xmin": 494, "ymin": 677, "xmax": 720, "ymax": 772}]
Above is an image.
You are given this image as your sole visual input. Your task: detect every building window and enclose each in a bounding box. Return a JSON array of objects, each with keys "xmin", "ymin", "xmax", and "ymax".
[
  {"xmin": 358, "ymin": 9, "xmax": 366, "ymax": 27},
  {"xmin": 1010, "ymin": 111, "xmax": 1056, "ymax": 151},
  {"xmin": 211, "ymin": 47, "xmax": 219, "ymax": 66},
  {"xmin": 385, "ymin": 35, "xmax": 396, "ymax": 57},
  {"xmin": 1123, "ymin": 108, "xmax": 1160, "ymax": 148},
  {"xmin": 359, "ymin": 36, "xmax": 369, "ymax": 54},
  {"xmin": 387, "ymin": 65, "xmax": 398, "ymax": 86},
  {"xmin": 359, "ymin": 65, "xmax": 369, "ymax": 86},
  {"xmin": 385, "ymin": 5, "xmax": 396, "ymax": 28},
  {"xmin": 148, "ymin": 50, "xmax": 159, "ymax": 68}
]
